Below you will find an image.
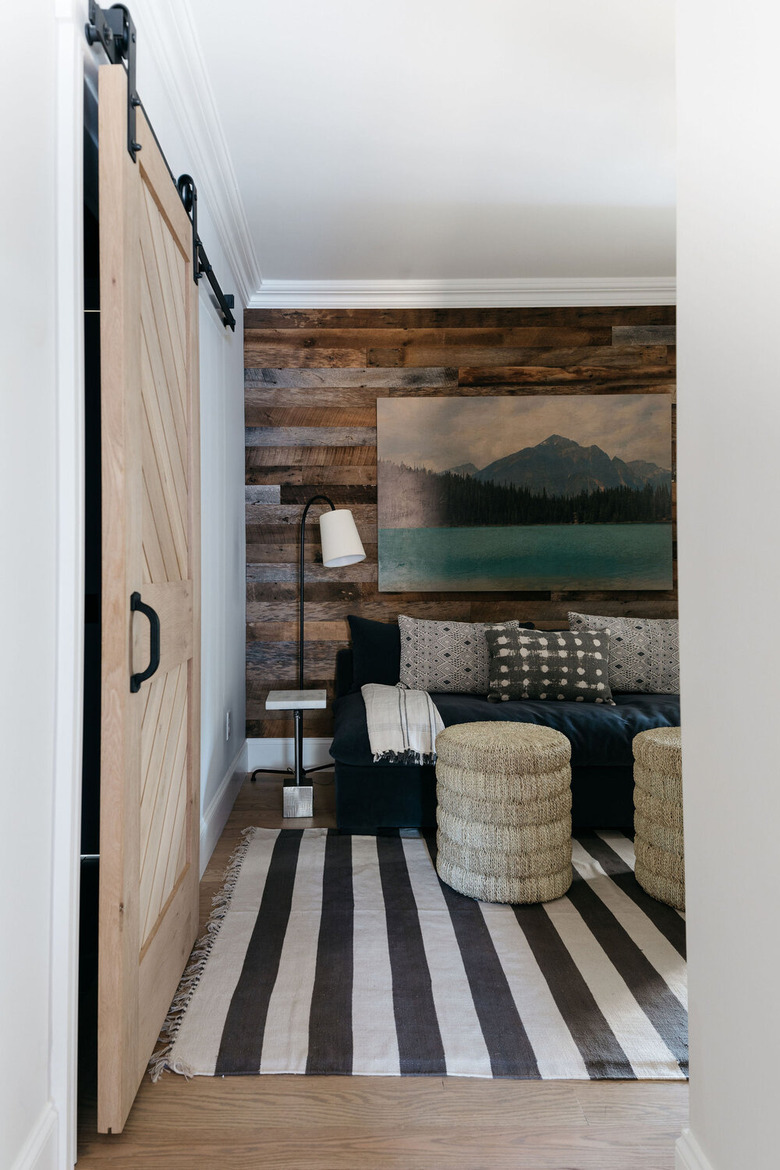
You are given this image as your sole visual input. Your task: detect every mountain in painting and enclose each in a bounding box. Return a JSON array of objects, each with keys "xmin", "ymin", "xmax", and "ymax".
[
  {"xmin": 474, "ymin": 434, "xmax": 671, "ymax": 496},
  {"xmin": 447, "ymin": 461, "xmax": 480, "ymax": 476}
]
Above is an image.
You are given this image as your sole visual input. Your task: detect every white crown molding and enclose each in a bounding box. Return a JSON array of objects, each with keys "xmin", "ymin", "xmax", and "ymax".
[
  {"xmin": 131, "ymin": 0, "xmax": 262, "ymax": 305},
  {"xmin": 675, "ymin": 1130, "xmax": 715, "ymax": 1170},
  {"xmin": 248, "ymin": 276, "xmax": 676, "ymax": 309}
]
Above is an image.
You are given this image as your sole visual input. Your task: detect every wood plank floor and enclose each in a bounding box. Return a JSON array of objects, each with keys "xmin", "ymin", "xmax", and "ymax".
[{"xmin": 78, "ymin": 774, "xmax": 688, "ymax": 1169}]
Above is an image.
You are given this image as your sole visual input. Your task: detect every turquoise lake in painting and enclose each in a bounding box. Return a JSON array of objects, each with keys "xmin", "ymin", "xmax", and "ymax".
[{"xmin": 378, "ymin": 524, "xmax": 674, "ymax": 592}]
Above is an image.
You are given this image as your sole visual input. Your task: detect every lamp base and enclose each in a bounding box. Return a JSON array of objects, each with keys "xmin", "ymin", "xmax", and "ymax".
[{"xmin": 283, "ymin": 784, "xmax": 313, "ymax": 818}]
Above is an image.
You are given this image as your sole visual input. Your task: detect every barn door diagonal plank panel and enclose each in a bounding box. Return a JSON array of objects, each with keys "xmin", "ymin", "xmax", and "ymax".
[{"xmin": 98, "ymin": 64, "xmax": 200, "ymax": 1135}]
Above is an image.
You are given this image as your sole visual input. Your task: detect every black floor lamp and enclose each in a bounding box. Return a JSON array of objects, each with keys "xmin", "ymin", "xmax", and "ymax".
[{"xmin": 251, "ymin": 495, "xmax": 366, "ymax": 816}]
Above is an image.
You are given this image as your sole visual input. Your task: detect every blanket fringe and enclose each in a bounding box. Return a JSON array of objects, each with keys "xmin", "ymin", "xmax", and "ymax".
[
  {"xmin": 373, "ymin": 748, "xmax": 437, "ymax": 766},
  {"xmin": 148, "ymin": 826, "xmax": 258, "ymax": 1082}
]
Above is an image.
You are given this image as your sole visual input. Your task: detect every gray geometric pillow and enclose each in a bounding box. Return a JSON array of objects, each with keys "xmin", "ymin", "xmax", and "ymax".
[
  {"xmin": 485, "ymin": 627, "xmax": 614, "ymax": 704},
  {"xmin": 568, "ymin": 612, "xmax": 679, "ymax": 694},
  {"xmin": 398, "ymin": 616, "xmax": 520, "ymax": 694}
]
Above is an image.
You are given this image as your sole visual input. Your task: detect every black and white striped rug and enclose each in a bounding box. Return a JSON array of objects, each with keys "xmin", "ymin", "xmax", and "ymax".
[{"xmin": 151, "ymin": 828, "xmax": 687, "ymax": 1081}]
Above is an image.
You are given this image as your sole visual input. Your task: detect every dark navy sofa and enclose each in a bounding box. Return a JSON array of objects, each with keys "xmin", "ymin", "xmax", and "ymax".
[{"xmin": 331, "ymin": 647, "xmax": 680, "ymax": 833}]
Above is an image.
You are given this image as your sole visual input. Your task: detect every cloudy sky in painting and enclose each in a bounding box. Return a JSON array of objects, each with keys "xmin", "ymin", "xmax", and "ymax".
[{"xmin": 377, "ymin": 395, "xmax": 672, "ymax": 472}]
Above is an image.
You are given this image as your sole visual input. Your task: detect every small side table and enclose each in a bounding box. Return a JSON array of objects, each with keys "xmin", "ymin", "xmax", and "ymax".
[{"xmin": 251, "ymin": 689, "xmax": 328, "ymax": 818}]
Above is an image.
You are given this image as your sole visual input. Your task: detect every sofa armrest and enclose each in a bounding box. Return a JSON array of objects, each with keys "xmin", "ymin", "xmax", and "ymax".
[{"xmin": 335, "ymin": 648, "xmax": 354, "ymax": 698}]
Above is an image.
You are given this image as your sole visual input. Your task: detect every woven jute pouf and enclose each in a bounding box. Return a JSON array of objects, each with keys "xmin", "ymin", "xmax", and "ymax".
[
  {"xmin": 435, "ymin": 722, "xmax": 572, "ymax": 903},
  {"xmin": 633, "ymin": 726, "xmax": 684, "ymax": 910}
]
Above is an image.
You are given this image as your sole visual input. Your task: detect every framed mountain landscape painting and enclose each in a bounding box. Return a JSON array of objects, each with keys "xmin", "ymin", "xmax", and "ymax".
[{"xmin": 377, "ymin": 395, "xmax": 674, "ymax": 591}]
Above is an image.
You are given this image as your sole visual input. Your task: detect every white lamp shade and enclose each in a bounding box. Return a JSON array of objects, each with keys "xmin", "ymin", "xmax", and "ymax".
[{"xmin": 318, "ymin": 508, "xmax": 366, "ymax": 567}]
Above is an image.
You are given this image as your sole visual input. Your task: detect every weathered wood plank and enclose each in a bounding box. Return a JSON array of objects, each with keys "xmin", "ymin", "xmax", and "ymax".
[
  {"xmin": 246, "ymin": 465, "xmax": 378, "ymax": 486},
  {"xmin": 549, "ymin": 590, "xmax": 678, "ymax": 604},
  {"xmin": 246, "ymin": 581, "xmax": 371, "ymax": 604},
  {"xmin": 245, "ymin": 326, "xmax": 613, "ymax": 349},
  {"xmin": 246, "ymin": 503, "xmax": 377, "ymax": 528},
  {"xmin": 458, "ymin": 366, "xmax": 675, "ymax": 388},
  {"xmin": 247, "ymin": 642, "xmax": 349, "ymax": 673},
  {"xmin": 246, "ymin": 543, "xmax": 378, "ymax": 564},
  {"xmin": 244, "ymin": 346, "xmax": 367, "ymax": 368},
  {"xmin": 244, "ymin": 367, "xmax": 457, "ymax": 388},
  {"xmin": 247, "ymin": 562, "xmax": 378, "ymax": 583},
  {"xmin": 367, "ymin": 345, "xmax": 669, "ymax": 369},
  {"xmin": 468, "ymin": 598, "xmax": 678, "ymax": 621},
  {"xmin": 244, "ymin": 306, "xmax": 676, "ymax": 330},
  {"xmin": 246, "ymin": 446, "xmax": 377, "ymax": 468},
  {"xmin": 246, "ymin": 598, "xmax": 677, "ymax": 628},
  {"xmin": 244, "ymin": 380, "xmax": 675, "ymax": 408},
  {"xmin": 246, "ymin": 600, "xmax": 474, "ymax": 623},
  {"xmin": 244, "ymin": 406, "xmax": 377, "ymax": 428},
  {"xmin": 245, "ymin": 426, "xmax": 377, "ymax": 448},
  {"xmin": 612, "ymin": 326, "xmax": 677, "ymax": 345},
  {"xmin": 246, "ymin": 582, "xmax": 675, "ymax": 610},
  {"xmin": 247, "ymin": 620, "xmax": 350, "ymax": 642},
  {"xmin": 245, "ymin": 381, "xmax": 678, "ymax": 414},
  {"xmin": 245, "ymin": 485, "xmax": 281, "ymax": 504},
  {"xmin": 280, "ymin": 484, "xmax": 377, "ymax": 505}
]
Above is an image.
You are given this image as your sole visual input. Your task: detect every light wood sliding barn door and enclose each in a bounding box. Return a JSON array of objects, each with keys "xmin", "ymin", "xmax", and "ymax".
[{"xmin": 97, "ymin": 64, "xmax": 200, "ymax": 1134}]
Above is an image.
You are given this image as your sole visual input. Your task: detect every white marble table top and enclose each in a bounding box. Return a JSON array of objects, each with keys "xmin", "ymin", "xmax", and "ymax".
[{"xmin": 265, "ymin": 688, "xmax": 328, "ymax": 710}]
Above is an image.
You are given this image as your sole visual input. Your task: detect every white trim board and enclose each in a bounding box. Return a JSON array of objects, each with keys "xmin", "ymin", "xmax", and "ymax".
[
  {"xmin": 675, "ymin": 1130, "xmax": 716, "ymax": 1170},
  {"xmin": 248, "ymin": 276, "xmax": 676, "ymax": 309},
  {"xmin": 50, "ymin": 4, "xmax": 89, "ymax": 1168},
  {"xmin": 200, "ymin": 740, "xmax": 249, "ymax": 877},
  {"xmin": 247, "ymin": 737, "xmax": 334, "ymax": 773},
  {"xmin": 10, "ymin": 1103, "xmax": 58, "ymax": 1170}
]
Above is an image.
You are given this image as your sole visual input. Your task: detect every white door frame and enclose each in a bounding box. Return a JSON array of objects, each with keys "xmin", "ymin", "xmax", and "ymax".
[{"xmin": 51, "ymin": 2, "xmax": 90, "ymax": 1166}]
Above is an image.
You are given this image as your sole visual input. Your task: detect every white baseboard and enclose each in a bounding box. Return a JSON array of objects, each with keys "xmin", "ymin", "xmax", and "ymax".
[
  {"xmin": 9, "ymin": 1104, "xmax": 58, "ymax": 1170},
  {"xmin": 200, "ymin": 740, "xmax": 249, "ymax": 876},
  {"xmin": 676, "ymin": 1130, "xmax": 715, "ymax": 1170},
  {"xmin": 246, "ymin": 736, "xmax": 334, "ymax": 773}
]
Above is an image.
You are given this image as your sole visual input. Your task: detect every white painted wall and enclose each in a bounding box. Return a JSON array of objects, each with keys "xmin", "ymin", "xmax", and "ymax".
[
  {"xmin": 676, "ymin": 4, "xmax": 780, "ymax": 1169},
  {"xmin": 197, "ymin": 301, "xmax": 248, "ymax": 866},
  {"xmin": 0, "ymin": 3, "xmax": 62, "ymax": 1166}
]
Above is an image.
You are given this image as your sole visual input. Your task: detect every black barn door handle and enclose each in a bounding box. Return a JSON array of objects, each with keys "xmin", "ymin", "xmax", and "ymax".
[{"xmin": 130, "ymin": 591, "xmax": 161, "ymax": 692}]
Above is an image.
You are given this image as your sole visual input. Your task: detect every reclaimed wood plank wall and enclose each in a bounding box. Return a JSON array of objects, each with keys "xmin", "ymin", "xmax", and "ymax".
[{"xmin": 245, "ymin": 306, "xmax": 677, "ymax": 739}]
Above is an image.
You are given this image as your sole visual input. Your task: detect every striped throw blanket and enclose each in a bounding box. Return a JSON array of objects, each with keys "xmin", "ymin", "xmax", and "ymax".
[{"xmin": 361, "ymin": 683, "xmax": 444, "ymax": 765}]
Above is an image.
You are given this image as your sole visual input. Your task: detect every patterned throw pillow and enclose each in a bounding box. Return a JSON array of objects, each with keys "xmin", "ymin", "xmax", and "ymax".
[
  {"xmin": 568, "ymin": 612, "xmax": 679, "ymax": 694},
  {"xmin": 485, "ymin": 627, "xmax": 615, "ymax": 704},
  {"xmin": 398, "ymin": 616, "xmax": 523, "ymax": 694}
]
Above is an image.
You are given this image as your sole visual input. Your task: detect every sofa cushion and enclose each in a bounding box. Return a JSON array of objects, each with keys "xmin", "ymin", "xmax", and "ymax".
[
  {"xmin": 332, "ymin": 689, "xmax": 680, "ymax": 771},
  {"xmin": 398, "ymin": 615, "xmax": 531, "ymax": 694},
  {"xmin": 347, "ymin": 615, "xmax": 401, "ymax": 691},
  {"xmin": 485, "ymin": 627, "xmax": 615, "ymax": 705},
  {"xmin": 568, "ymin": 612, "xmax": 679, "ymax": 693}
]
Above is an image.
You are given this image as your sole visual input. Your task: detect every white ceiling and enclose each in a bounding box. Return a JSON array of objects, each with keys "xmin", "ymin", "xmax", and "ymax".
[{"xmin": 186, "ymin": 0, "xmax": 675, "ymax": 291}]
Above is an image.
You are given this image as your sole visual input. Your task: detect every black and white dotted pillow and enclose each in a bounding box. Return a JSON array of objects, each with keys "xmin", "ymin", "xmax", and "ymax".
[
  {"xmin": 485, "ymin": 627, "xmax": 615, "ymax": 704},
  {"xmin": 397, "ymin": 616, "xmax": 522, "ymax": 694},
  {"xmin": 568, "ymin": 612, "xmax": 679, "ymax": 694}
]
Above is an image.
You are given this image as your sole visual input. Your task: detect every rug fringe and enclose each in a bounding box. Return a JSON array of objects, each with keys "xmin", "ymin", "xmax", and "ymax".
[{"xmin": 148, "ymin": 826, "xmax": 259, "ymax": 1081}]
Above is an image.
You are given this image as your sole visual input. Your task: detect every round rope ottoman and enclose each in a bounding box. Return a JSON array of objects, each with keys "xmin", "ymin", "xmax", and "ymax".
[
  {"xmin": 633, "ymin": 726, "xmax": 684, "ymax": 910},
  {"xmin": 435, "ymin": 722, "xmax": 572, "ymax": 903}
]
